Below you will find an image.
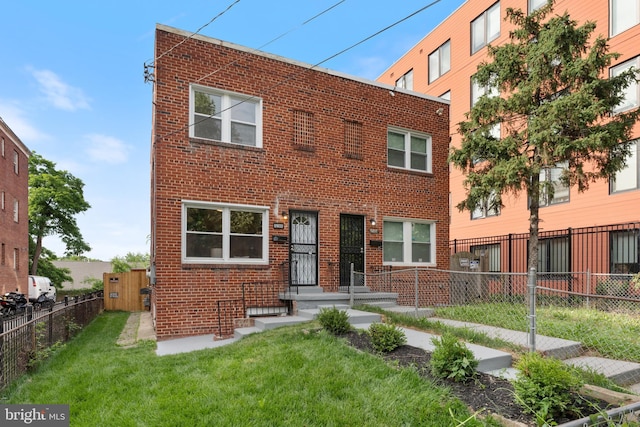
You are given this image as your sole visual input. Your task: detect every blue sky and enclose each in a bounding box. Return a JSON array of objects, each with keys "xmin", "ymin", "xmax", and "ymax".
[{"xmin": 1, "ymin": 0, "xmax": 464, "ymax": 261}]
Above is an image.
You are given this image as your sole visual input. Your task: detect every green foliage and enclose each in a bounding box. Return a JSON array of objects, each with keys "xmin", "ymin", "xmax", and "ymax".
[
  {"xmin": 367, "ymin": 323, "xmax": 407, "ymax": 353},
  {"xmin": 317, "ymin": 307, "xmax": 351, "ymax": 335},
  {"xmin": 512, "ymin": 352, "xmax": 584, "ymax": 422},
  {"xmin": 111, "ymin": 252, "xmax": 150, "ymax": 272},
  {"xmin": 28, "ymin": 152, "xmax": 91, "ymax": 274},
  {"xmin": 82, "ymin": 277, "xmax": 104, "ymax": 291},
  {"xmin": 430, "ymin": 333, "xmax": 478, "ymax": 382},
  {"xmin": 27, "ymin": 241, "xmax": 72, "ymax": 288}
]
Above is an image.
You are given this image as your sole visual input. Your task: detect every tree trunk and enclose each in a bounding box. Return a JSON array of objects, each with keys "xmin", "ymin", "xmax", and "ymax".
[
  {"xmin": 528, "ymin": 174, "xmax": 541, "ymax": 272},
  {"xmin": 31, "ymin": 232, "xmax": 43, "ymax": 275}
]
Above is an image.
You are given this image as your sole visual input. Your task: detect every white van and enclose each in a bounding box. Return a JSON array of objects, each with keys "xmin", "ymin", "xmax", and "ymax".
[{"xmin": 28, "ymin": 275, "xmax": 56, "ymax": 303}]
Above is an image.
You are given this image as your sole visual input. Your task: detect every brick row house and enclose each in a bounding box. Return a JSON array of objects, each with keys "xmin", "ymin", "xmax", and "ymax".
[
  {"xmin": 378, "ymin": 0, "xmax": 640, "ymax": 277},
  {"xmin": 150, "ymin": 25, "xmax": 451, "ymax": 340},
  {"xmin": 0, "ymin": 117, "xmax": 31, "ymax": 295}
]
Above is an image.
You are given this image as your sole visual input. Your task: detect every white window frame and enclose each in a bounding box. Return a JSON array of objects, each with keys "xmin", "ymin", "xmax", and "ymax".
[
  {"xmin": 471, "ymin": 190, "xmax": 500, "ymax": 219},
  {"xmin": 387, "ymin": 127, "xmax": 432, "ymax": 173},
  {"xmin": 528, "ymin": 0, "xmax": 547, "ymax": 12},
  {"xmin": 611, "ymin": 57, "xmax": 640, "ymax": 114},
  {"xmin": 395, "ymin": 69, "xmax": 414, "ymax": 90},
  {"xmin": 383, "ymin": 218, "xmax": 436, "ymax": 266},
  {"xmin": 189, "ymin": 84, "xmax": 263, "ymax": 148},
  {"xmin": 611, "ymin": 140, "xmax": 639, "ymax": 193},
  {"xmin": 428, "ymin": 40, "xmax": 451, "ymax": 83},
  {"xmin": 182, "ymin": 200, "xmax": 269, "ymax": 265},
  {"xmin": 610, "ymin": 0, "xmax": 640, "ymax": 37},
  {"xmin": 471, "ymin": 2, "xmax": 500, "ymax": 54},
  {"xmin": 540, "ymin": 162, "xmax": 570, "ymax": 206}
]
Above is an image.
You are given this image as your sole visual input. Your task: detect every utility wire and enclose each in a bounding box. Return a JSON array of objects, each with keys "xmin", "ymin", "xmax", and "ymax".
[
  {"xmin": 154, "ymin": 0, "xmax": 242, "ymax": 64},
  {"xmin": 157, "ymin": 0, "xmax": 443, "ymax": 141}
]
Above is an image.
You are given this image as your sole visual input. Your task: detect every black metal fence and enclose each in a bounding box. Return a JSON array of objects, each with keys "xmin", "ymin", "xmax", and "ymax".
[
  {"xmin": 450, "ymin": 221, "xmax": 640, "ymax": 275},
  {"xmin": 0, "ymin": 294, "xmax": 103, "ymax": 392}
]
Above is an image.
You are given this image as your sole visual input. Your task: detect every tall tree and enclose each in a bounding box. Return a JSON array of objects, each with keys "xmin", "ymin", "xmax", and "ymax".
[
  {"xmin": 450, "ymin": 0, "xmax": 640, "ymax": 273},
  {"xmin": 29, "ymin": 152, "xmax": 91, "ymax": 274}
]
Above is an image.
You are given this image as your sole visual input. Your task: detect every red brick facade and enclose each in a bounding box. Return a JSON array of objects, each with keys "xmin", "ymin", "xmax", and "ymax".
[
  {"xmin": 151, "ymin": 25, "xmax": 450, "ymax": 340},
  {"xmin": 0, "ymin": 117, "xmax": 30, "ymax": 295}
]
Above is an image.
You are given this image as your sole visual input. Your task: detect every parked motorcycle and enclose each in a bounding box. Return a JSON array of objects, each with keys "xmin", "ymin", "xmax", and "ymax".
[
  {"xmin": 33, "ymin": 292, "xmax": 55, "ymax": 311},
  {"xmin": 0, "ymin": 292, "xmax": 29, "ymax": 317}
]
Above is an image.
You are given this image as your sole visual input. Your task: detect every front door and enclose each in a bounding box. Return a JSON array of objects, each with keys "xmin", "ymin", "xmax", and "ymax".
[
  {"xmin": 289, "ymin": 211, "xmax": 318, "ymax": 286},
  {"xmin": 339, "ymin": 214, "xmax": 365, "ymax": 288}
]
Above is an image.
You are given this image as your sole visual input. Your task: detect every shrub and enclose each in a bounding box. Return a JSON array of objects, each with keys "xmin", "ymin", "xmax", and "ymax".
[
  {"xmin": 430, "ymin": 333, "xmax": 478, "ymax": 382},
  {"xmin": 512, "ymin": 352, "xmax": 583, "ymax": 422},
  {"xmin": 368, "ymin": 323, "xmax": 407, "ymax": 353},
  {"xmin": 317, "ymin": 307, "xmax": 351, "ymax": 335}
]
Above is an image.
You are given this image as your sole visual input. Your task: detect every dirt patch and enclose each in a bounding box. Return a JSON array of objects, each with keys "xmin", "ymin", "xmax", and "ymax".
[{"xmin": 343, "ymin": 330, "xmax": 612, "ymax": 426}]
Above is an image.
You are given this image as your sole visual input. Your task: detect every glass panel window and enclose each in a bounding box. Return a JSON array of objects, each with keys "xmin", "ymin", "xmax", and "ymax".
[
  {"xmin": 395, "ymin": 70, "xmax": 413, "ymax": 90},
  {"xmin": 387, "ymin": 128, "xmax": 432, "ymax": 173},
  {"xmin": 529, "ymin": 0, "xmax": 547, "ymax": 12},
  {"xmin": 540, "ymin": 162, "xmax": 570, "ymax": 206},
  {"xmin": 440, "ymin": 91, "xmax": 451, "ymax": 101},
  {"xmin": 471, "ymin": 190, "xmax": 500, "ymax": 219},
  {"xmin": 537, "ymin": 237, "xmax": 569, "ymax": 273},
  {"xmin": 611, "ymin": 57, "xmax": 640, "ymax": 114},
  {"xmin": 428, "ymin": 40, "xmax": 451, "ymax": 83},
  {"xmin": 13, "ymin": 199, "xmax": 19, "ymax": 222},
  {"xmin": 191, "ymin": 85, "xmax": 261, "ymax": 147},
  {"xmin": 383, "ymin": 219, "xmax": 435, "ymax": 265},
  {"xmin": 183, "ymin": 202, "xmax": 268, "ymax": 264},
  {"xmin": 611, "ymin": 140, "xmax": 639, "ymax": 193},
  {"xmin": 611, "ymin": 0, "xmax": 640, "ymax": 36},
  {"xmin": 13, "ymin": 150, "xmax": 19, "ymax": 174},
  {"xmin": 471, "ymin": 76, "xmax": 499, "ymax": 107},
  {"xmin": 611, "ymin": 230, "xmax": 639, "ymax": 273},
  {"xmin": 471, "ymin": 2, "xmax": 500, "ymax": 54}
]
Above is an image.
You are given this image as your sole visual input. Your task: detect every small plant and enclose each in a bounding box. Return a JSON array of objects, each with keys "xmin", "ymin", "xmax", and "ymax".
[
  {"xmin": 512, "ymin": 352, "xmax": 584, "ymax": 423},
  {"xmin": 430, "ymin": 333, "xmax": 478, "ymax": 382},
  {"xmin": 368, "ymin": 323, "xmax": 407, "ymax": 353},
  {"xmin": 317, "ymin": 306, "xmax": 351, "ymax": 335}
]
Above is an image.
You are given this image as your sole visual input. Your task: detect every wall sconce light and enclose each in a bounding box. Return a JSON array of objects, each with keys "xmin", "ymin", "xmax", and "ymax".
[
  {"xmin": 281, "ymin": 212, "xmax": 288, "ymax": 221},
  {"xmin": 369, "ymin": 218, "xmax": 376, "ymax": 226}
]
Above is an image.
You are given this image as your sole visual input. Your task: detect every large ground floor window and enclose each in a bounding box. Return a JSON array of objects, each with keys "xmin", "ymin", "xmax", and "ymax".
[{"xmin": 383, "ymin": 219, "xmax": 436, "ymax": 266}]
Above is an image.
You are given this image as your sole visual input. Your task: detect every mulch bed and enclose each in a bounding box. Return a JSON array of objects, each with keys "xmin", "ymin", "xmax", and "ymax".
[{"xmin": 342, "ymin": 329, "xmax": 612, "ymax": 426}]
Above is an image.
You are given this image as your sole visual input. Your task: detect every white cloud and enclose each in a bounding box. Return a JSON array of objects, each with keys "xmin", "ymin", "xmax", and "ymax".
[
  {"xmin": 0, "ymin": 101, "xmax": 51, "ymax": 143},
  {"xmin": 29, "ymin": 68, "xmax": 91, "ymax": 111},
  {"xmin": 84, "ymin": 133, "xmax": 130, "ymax": 164}
]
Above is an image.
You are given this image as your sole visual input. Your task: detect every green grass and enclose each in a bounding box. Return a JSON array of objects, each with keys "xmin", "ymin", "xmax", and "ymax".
[{"xmin": 2, "ymin": 312, "xmax": 502, "ymax": 427}]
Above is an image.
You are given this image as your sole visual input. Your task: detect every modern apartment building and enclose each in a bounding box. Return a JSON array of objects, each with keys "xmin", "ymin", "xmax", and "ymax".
[
  {"xmin": 0, "ymin": 117, "xmax": 31, "ymax": 294},
  {"xmin": 379, "ymin": 0, "xmax": 640, "ymax": 275}
]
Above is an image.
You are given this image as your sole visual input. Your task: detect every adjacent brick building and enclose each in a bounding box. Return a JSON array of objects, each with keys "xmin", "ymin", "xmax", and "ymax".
[
  {"xmin": 150, "ymin": 24, "xmax": 450, "ymax": 340},
  {"xmin": 0, "ymin": 117, "xmax": 31, "ymax": 295}
]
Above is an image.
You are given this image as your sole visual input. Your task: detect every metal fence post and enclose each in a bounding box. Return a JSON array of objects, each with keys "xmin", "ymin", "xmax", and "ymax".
[
  {"xmin": 527, "ymin": 267, "xmax": 537, "ymax": 353},
  {"xmin": 586, "ymin": 269, "xmax": 591, "ymax": 309},
  {"xmin": 349, "ymin": 263, "xmax": 355, "ymax": 308}
]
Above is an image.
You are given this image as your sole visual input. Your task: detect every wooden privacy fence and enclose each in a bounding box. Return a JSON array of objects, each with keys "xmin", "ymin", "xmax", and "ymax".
[{"xmin": 103, "ymin": 269, "xmax": 150, "ymax": 311}]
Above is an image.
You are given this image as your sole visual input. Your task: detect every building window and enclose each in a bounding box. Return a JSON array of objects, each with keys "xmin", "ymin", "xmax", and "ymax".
[
  {"xmin": 611, "ymin": 0, "xmax": 639, "ymax": 37},
  {"xmin": 190, "ymin": 85, "xmax": 262, "ymax": 147},
  {"xmin": 440, "ymin": 91, "xmax": 451, "ymax": 101},
  {"xmin": 383, "ymin": 219, "xmax": 436, "ymax": 265},
  {"xmin": 611, "ymin": 140, "xmax": 639, "ymax": 193},
  {"xmin": 395, "ymin": 70, "xmax": 414, "ymax": 90},
  {"xmin": 344, "ymin": 120, "xmax": 363, "ymax": 160},
  {"xmin": 611, "ymin": 229, "xmax": 639, "ymax": 273},
  {"xmin": 1, "ymin": 191, "xmax": 4, "ymax": 210},
  {"xmin": 182, "ymin": 201, "xmax": 269, "ymax": 264},
  {"xmin": 1, "ymin": 243, "xmax": 4, "ymax": 265},
  {"xmin": 529, "ymin": 0, "xmax": 547, "ymax": 12},
  {"xmin": 471, "ymin": 2, "xmax": 500, "ymax": 54},
  {"xmin": 471, "ymin": 190, "xmax": 500, "ymax": 219},
  {"xmin": 428, "ymin": 40, "xmax": 451, "ymax": 83},
  {"xmin": 293, "ymin": 110, "xmax": 315, "ymax": 151},
  {"xmin": 13, "ymin": 199, "xmax": 18, "ymax": 222},
  {"xmin": 13, "ymin": 248, "xmax": 19, "ymax": 271},
  {"xmin": 540, "ymin": 162, "xmax": 570, "ymax": 206},
  {"xmin": 470, "ymin": 243, "xmax": 501, "ymax": 272},
  {"xmin": 471, "ymin": 76, "xmax": 499, "ymax": 107},
  {"xmin": 13, "ymin": 150, "xmax": 19, "ymax": 174},
  {"xmin": 1, "ymin": 137, "xmax": 4, "ymax": 157},
  {"xmin": 537, "ymin": 236, "xmax": 569, "ymax": 273},
  {"xmin": 611, "ymin": 57, "xmax": 640, "ymax": 114},
  {"xmin": 387, "ymin": 128, "xmax": 432, "ymax": 173}
]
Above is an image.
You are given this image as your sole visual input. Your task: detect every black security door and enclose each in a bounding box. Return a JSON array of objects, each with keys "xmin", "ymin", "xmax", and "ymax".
[{"xmin": 339, "ymin": 214, "xmax": 365, "ymax": 287}]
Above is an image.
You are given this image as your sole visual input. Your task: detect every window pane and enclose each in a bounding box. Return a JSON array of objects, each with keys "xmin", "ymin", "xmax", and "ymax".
[
  {"xmin": 230, "ymin": 235, "xmax": 263, "ymax": 258},
  {"xmin": 384, "ymin": 221, "xmax": 404, "ymax": 241},
  {"xmin": 411, "ymin": 136, "xmax": 427, "ymax": 154},
  {"xmin": 187, "ymin": 208, "xmax": 222, "ymax": 232},
  {"xmin": 194, "ymin": 116, "xmax": 222, "ymax": 140},
  {"xmin": 186, "ymin": 234, "xmax": 222, "ymax": 258},
  {"xmin": 612, "ymin": 61, "xmax": 639, "ymax": 113},
  {"xmin": 412, "ymin": 223, "xmax": 430, "ymax": 242},
  {"xmin": 429, "ymin": 51, "xmax": 439, "ymax": 83},
  {"xmin": 195, "ymin": 92, "xmax": 220, "ymax": 116},
  {"xmin": 387, "ymin": 149, "xmax": 404, "ymax": 167},
  {"xmin": 441, "ymin": 41, "xmax": 451, "ymax": 74},
  {"xmin": 383, "ymin": 242, "xmax": 403, "ymax": 262},
  {"xmin": 411, "ymin": 153, "xmax": 427, "ymax": 170},
  {"xmin": 230, "ymin": 211, "xmax": 262, "ymax": 234},
  {"xmin": 404, "ymin": 70, "xmax": 414, "ymax": 90},
  {"xmin": 612, "ymin": 0, "xmax": 638, "ymax": 36},
  {"xmin": 231, "ymin": 122, "xmax": 257, "ymax": 146},
  {"xmin": 388, "ymin": 132, "xmax": 405, "ymax": 150},
  {"xmin": 613, "ymin": 142, "xmax": 638, "ymax": 192},
  {"xmin": 472, "ymin": 15, "xmax": 485, "ymax": 52},
  {"xmin": 412, "ymin": 243, "xmax": 431, "ymax": 262},
  {"xmin": 529, "ymin": 0, "xmax": 546, "ymax": 12},
  {"xmin": 487, "ymin": 3, "xmax": 500, "ymax": 41},
  {"xmin": 230, "ymin": 97, "xmax": 256, "ymax": 123}
]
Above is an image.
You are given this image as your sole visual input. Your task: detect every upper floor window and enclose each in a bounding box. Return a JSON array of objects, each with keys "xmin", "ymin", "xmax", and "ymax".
[
  {"xmin": 472, "ymin": 190, "xmax": 500, "ymax": 219},
  {"xmin": 471, "ymin": 76, "xmax": 499, "ymax": 107},
  {"xmin": 529, "ymin": 0, "xmax": 547, "ymax": 12},
  {"xmin": 387, "ymin": 128, "xmax": 432, "ymax": 173},
  {"xmin": 611, "ymin": 57, "xmax": 640, "ymax": 114},
  {"xmin": 1, "ymin": 191, "xmax": 4, "ymax": 210},
  {"xmin": 190, "ymin": 85, "xmax": 262, "ymax": 147},
  {"xmin": 611, "ymin": 140, "xmax": 639, "ymax": 193},
  {"xmin": 383, "ymin": 219, "xmax": 436, "ymax": 265},
  {"xmin": 428, "ymin": 40, "xmax": 451, "ymax": 83},
  {"xmin": 344, "ymin": 120, "xmax": 363, "ymax": 160},
  {"xmin": 13, "ymin": 150, "xmax": 19, "ymax": 174},
  {"xmin": 1, "ymin": 137, "xmax": 4, "ymax": 157},
  {"xmin": 13, "ymin": 199, "xmax": 19, "ymax": 222},
  {"xmin": 611, "ymin": 0, "xmax": 639, "ymax": 37},
  {"xmin": 395, "ymin": 70, "xmax": 414, "ymax": 90},
  {"xmin": 439, "ymin": 91, "xmax": 451, "ymax": 101},
  {"xmin": 293, "ymin": 110, "xmax": 315, "ymax": 151},
  {"xmin": 471, "ymin": 2, "xmax": 500, "ymax": 54},
  {"xmin": 182, "ymin": 201, "xmax": 268, "ymax": 264},
  {"xmin": 540, "ymin": 162, "xmax": 570, "ymax": 206}
]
